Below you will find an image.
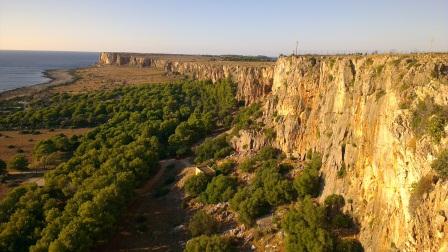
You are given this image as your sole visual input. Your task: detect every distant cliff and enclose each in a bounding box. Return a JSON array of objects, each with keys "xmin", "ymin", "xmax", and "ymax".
[
  {"xmin": 98, "ymin": 52, "xmax": 274, "ymax": 104},
  {"xmin": 99, "ymin": 52, "xmax": 448, "ymax": 251}
]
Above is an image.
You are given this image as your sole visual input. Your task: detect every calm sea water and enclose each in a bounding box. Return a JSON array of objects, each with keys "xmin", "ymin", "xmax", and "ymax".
[{"xmin": 0, "ymin": 51, "xmax": 98, "ymax": 92}]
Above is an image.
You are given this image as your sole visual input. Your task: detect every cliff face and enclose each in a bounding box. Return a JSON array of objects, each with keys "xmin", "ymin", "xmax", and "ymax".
[
  {"xmin": 249, "ymin": 55, "xmax": 448, "ymax": 252},
  {"xmin": 99, "ymin": 52, "xmax": 448, "ymax": 251},
  {"xmin": 98, "ymin": 52, "xmax": 274, "ymax": 104}
]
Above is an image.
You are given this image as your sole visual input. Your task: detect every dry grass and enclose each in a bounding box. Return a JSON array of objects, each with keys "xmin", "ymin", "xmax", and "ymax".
[
  {"xmin": 49, "ymin": 65, "xmax": 184, "ymax": 94},
  {"xmin": 0, "ymin": 128, "xmax": 91, "ymax": 165}
]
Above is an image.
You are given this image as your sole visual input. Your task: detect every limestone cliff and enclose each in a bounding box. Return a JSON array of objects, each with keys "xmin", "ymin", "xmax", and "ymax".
[
  {"xmin": 241, "ymin": 54, "xmax": 448, "ymax": 252},
  {"xmin": 98, "ymin": 52, "xmax": 274, "ymax": 104},
  {"xmin": 99, "ymin": 52, "xmax": 448, "ymax": 251}
]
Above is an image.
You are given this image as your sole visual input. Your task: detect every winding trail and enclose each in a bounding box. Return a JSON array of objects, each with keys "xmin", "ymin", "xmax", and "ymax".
[{"xmin": 96, "ymin": 158, "xmax": 192, "ymax": 252}]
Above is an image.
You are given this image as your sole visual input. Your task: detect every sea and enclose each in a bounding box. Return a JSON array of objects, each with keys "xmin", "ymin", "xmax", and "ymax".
[{"xmin": 0, "ymin": 50, "xmax": 99, "ymax": 92}]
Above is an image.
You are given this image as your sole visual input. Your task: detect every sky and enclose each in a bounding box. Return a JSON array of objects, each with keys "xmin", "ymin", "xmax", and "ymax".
[{"xmin": 0, "ymin": 0, "xmax": 447, "ymax": 56}]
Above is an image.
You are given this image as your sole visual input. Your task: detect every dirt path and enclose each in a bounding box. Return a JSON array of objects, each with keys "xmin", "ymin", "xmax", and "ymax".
[{"xmin": 96, "ymin": 158, "xmax": 192, "ymax": 252}]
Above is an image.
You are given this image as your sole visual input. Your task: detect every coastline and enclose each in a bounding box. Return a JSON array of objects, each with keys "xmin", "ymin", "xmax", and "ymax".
[{"xmin": 0, "ymin": 68, "xmax": 80, "ymax": 100}]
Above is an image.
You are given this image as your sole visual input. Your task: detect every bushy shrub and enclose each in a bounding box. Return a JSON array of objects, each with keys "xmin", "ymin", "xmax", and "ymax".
[
  {"xmin": 231, "ymin": 161, "xmax": 294, "ymax": 225},
  {"xmin": 0, "ymin": 159, "xmax": 6, "ymax": 174},
  {"xmin": 427, "ymin": 115, "xmax": 446, "ymax": 143},
  {"xmin": 282, "ymin": 197, "xmax": 335, "ymax": 252},
  {"xmin": 201, "ymin": 175, "xmax": 237, "ymax": 204},
  {"xmin": 188, "ymin": 210, "xmax": 218, "ymax": 237},
  {"xmin": 411, "ymin": 98, "xmax": 448, "ymax": 142},
  {"xmin": 294, "ymin": 168, "xmax": 321, "ymax": 198},
  {"xmin": 184, "ymin": 173, "xmax": 211, "ymax": 197},
  {"xmin": 238, "ymin": 146, "xmax": 282, "ymax": 173},
  {"xmin": 233, "ymin": 103, "xmax": 262, "ymax": 130},
  {"xmin": 324, "ymin": 194, "xmax": 354, "ymax": 229},
  {"xmin": 294, "ymin": 152, "xmax": 322, "ymax": 198},
  {"xmin": 194, "ymin": 135, "xmax": 233, "ymax": 163},
  {"xmin": 254, "ymin": 164, "xmax": 295, "ymax": 206},
  {"xmin": 335, "ymin": 239, "xmax": 364, "ymax": 252},
  {"xmin": 230, "ymin": 187, "xmax": 268, "ymax": 226},
  {"xmin": 255, "ymin": 146, "xmax": 280, "ymax": 160},
  {"xmin": 432, "ymin": 149, "xmax": 448, "ymax": 179},
  {"xmin": 8, "ymin": 154, "xmax": 28, "ymax": 170},
  {"xmin": 409, "ymin": 175, "xmax": 434, "ymax": 214},
  {"xmin": 238, "ymin": 158, "xmax": 256, "ymax": 172},
  {"xmin": 215, "ymin": 160, "xmax": 235, "ymax": 175},
  {"xmin": 185, "ymin": 235, "xmax": 234, "ymax": 252}
]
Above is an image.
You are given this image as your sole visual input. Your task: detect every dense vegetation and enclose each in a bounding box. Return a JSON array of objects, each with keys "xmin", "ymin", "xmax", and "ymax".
[
  {"xmin": 230, "ymin": 159, "xmax": 295, "ymax": 225},
  {"xmin": 0, "ymin": 79, "xmax": 237, "ymax": 252},
  {"xmin": 187, "ymin": 210, "xmax": 218, "ymax": 237},
  {"xmin": 0, "ymin": 79, "xmax": 237, "ymax": 131},
  {"xmin": 282, "ymin": 195, "xmax": 361, "ymax": 252},
  {"xmin": 184, "ymin": 235, "xmax": 234, "ymax": 252},
  {"xmin": 32, "ymin": 134, "xmax": 80, "ymax": 169},
  {"xmin": 194, "ymin": 134, "xmax": 233, "ymax": 163},
  {"xmin": 8, "ymin": 154, "xmax": 29, "ymax": 170}
]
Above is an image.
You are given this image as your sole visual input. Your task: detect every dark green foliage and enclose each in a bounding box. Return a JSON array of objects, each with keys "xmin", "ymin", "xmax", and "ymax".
[
  {"xmin": 0, "ymin": 159, "xmax": 6, "ymax": 174},
  {"xmin": 201, "ymin": 175, "xmax": 237, "ymax": 204},
  {"xmin": 294, "ymin": 167, "xmax": 320, "ymax": 198},
  {"xmin": 324, "ymin": 194, "xmax": 354, "ymax": 230},
  {"xmin": 215, "ymin": 160, "xmax": 235, "ymax": 175},
  {"xmin": 238, "ymin": 158, "xmax": 256, "ymax": 172},
  {"xmin": 282, "ymin": 197, "xmax": 335, "ymax": 252},
  {"xmin": 335, "ymin": 239, "xmax": 364, "ymax": 252},
  {"xmin": 324, "ymin": 194, "xmax": 345, "ymax": 213},
  {"xmin": 194, "ymin": 134, "xmax": 233, "ymax": 163},
  {"xmin": 238, "ymin": 146, "xmax": 281, "ymax": 173},
  {"xmin": 33, "ymin": 134, "xmax": 80, "ymax": 169},
  {"xmin": 255, "ymin": 146, "xmax": 280, "ymax": 160},
  {"xmin": 432, "ymin": 149, "xmax": 448, "ymax": 179},
  {"xmin": 230, "ymin": 187, "xmax": 268, "ymax": 226},
  {"xmin": 233, "ymin": 102, "xmax": 262, "ymax": 130},
  {"xmin": 427, "ymin": 115, "xmax": 446, "ymax": 143},
  {"xmin": 188, "ymin": 210, "xmax": 218, "ymax": 237},
  {"xmin": 8, "ymin": 154, "xmax": 28, "ymax": 170},
  {"xmin": 294, "ymin": 152, "xmax": 322, "ymax": 198},
  {"xmin": 184, "ymin": 235, "xmax": 234, "ymax": 252},
  {"xmin": 185, "ymin": 173, "xmax": 211, "ymax": 197},
  {"xmin": 0, "ymin": 79, "xmax": 238, "ymax": 252},
  {"xmin": 231, "ymin": 159, "xmax": 294, "ymax": 225}
]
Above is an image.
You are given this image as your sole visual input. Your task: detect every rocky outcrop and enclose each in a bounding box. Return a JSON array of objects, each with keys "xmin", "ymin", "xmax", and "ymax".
[
  {"xmin": 98, "ymin": 52, "xmax": 274, "ymax": 104},
  {"xmin": 100, "ymin": 51, "xmax": 448, "ymax": 251},
  {"xmin": 254, "ymin": 54, "xmax": 448, "ymax": 252}
]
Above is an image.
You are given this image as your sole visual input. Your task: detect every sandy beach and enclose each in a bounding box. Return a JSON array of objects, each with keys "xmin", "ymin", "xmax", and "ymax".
[{"xmin": 0, "ymin": 68, "xmax": 76, "ymax": 100}]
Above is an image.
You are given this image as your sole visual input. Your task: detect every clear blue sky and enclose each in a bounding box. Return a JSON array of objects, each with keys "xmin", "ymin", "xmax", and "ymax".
[{"xmin": 1, "ymin": 0, "xmax": 447, "ymax": 56}]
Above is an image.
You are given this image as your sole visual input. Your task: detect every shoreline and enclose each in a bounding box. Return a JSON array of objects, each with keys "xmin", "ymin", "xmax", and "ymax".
[{"xmin": 0, "ymin": 67, "xmax": 84, "ymax": 100}]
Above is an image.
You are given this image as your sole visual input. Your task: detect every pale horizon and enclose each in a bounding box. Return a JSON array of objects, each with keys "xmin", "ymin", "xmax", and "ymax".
[{"xmin": 1, "ymin": 0, "xmax": 448, "ymax": 56}]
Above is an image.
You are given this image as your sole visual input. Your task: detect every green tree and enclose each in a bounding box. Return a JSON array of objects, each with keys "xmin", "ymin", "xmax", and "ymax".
[
  {"xmin": 185, "ymin": 174, "xmax": 211, "ymax": 197},
  {"xmin": 184, "ymin": 235, "xmax": 234, "ymax": 252},
  {"xmin": 188, "ymin": 210, "xmax": 218, "ymax": 237},
  {"xmin": 8, "ymin": 154, "xmax": 28, "ymax": 171},
  {"xmin": 201, "ymin": 175, "xmax": 237, "ymax": 204},
  {"xmin": 282, "ymin": 197, "xmax": 335, "ymax": 252},
  {"xmin": 0, "ymin": 159, "xmax": 6, "ymax": 175}
]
